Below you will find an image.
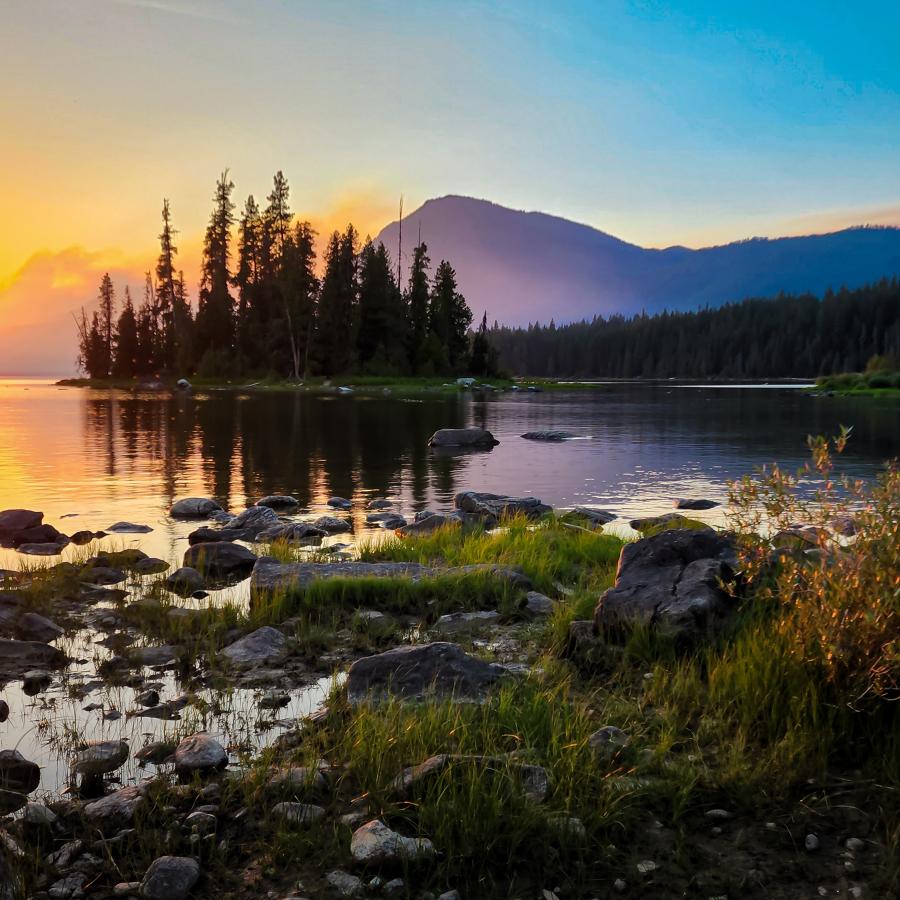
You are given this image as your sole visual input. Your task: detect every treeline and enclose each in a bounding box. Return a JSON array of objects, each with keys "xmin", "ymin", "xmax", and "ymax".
[
  {"xmin": 489, "ymin": 279, "xmax": 900, "ymax": 378},
  {"xmin": 77, "ymin": 171, "xmax": 498, "ymax": 380}
]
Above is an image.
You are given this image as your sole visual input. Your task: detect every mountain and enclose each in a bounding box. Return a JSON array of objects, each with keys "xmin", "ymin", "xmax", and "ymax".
[{"xmin": 374, "ymin": 196, "xmax": 900, "ymax": 325}]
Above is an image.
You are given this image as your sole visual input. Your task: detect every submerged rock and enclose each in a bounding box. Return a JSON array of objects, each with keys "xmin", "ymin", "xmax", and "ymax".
[
  {"xmin": 140, "ymin": 856, "xmax": 200, "ymax": 900},
  {"xmin": 255, "ymin": 495, "xmax": 300, "ymax": 509},
  {"xmin": 17, "ymin": 612, "xmax": 64, "ymax": 643},
  {"xmin": 595, "ymin": 528, "xmax": 738, "ymax": 640},
  {"xmin": 312, "ymin": 515, "xmax": 352, "ymax": 534},
  {"xmin": 0, "ymin": 639, "xmax": 67, "ymax": 675},
  {"xmin": 347, "ymin": 642, "xmax": 506, "ymax": 703},
  {"xmin": 164, "ymin": 567, "xmax": 205, "ymax": 596},
  {"xmin": 0, "ymin": 749, "xmax": 40, "ymax": 813},
  {"xmin": 571, "ymin": 507, "xmax": 617, "ymax": 526},
  {"xmin": 455, "ymin": 491, "xmax": 552, "ymax": 521},
  {"xmin": 182, "ymin": 541, "xmax": 257, "ymax": 578},
  {"xmin": 350, "ymin": 819, "xmax": 434, "ymax": 866},
  {"xmin": 428, "ymin": 427, "xmax": 499, "ymax": 449},
  {"xmin": 674, "ymin": 498, "xmax": 719, "ymax": 511},
  {"xmin": 224, "ymin": 505, "xmax": 280, "ymax": 531},
  {"xmin": 220, "ymin": 626, "xmax": 286, "ymax": 665},
  {"xmin": 16, "ymin": 542, "xmax": 67, "ymax": 556},
  {"xmin": 170, "ymin": 498, "xmax": 222, "ymax": 519},
  {"xmin": 107, "ymin": 521, "xmax": 154, "ymax": 534},
  {"xmin": 72, "ymin": 740, "xmax": 129, "ymax": 779},
  {"xmin": 257, "ymin": 522, "xmax": 327, "ymax": 543},
  {"xmin": 521, "ymin": 431, "xmax": 577, "ymax": 441},
  {"xmin": 327, "ymin": 497, "xmax": 352, "ymax": 510}
]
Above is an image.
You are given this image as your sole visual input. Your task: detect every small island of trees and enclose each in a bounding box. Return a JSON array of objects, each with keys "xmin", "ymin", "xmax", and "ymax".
[{"xmin": 76, "ymin": 170, "xmax": 498, "ymax": 381}]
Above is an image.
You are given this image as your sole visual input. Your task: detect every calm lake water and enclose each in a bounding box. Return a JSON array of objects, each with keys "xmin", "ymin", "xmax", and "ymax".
[
  {"xmin": 1, "ymin": 378, "xmax": 898, "ymax": 567},
  {"xmin": 0, "ymin": 378, "xmax": 897, "ymax": 802}
]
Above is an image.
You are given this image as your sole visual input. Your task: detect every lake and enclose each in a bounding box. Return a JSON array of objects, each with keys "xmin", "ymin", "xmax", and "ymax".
[{"xmin": 0, "ymin": 378, "xmax": 897, "ymax": 801}]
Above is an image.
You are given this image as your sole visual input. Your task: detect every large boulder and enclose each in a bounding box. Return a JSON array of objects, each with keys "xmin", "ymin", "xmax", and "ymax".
[
  {"xmin": 346, "ymin": 642, "xmax": 506, "ymax": 703},
  {"xmin": 455, "ymin": 491, "xmax": 551, "ymax": 521},
  {"xmin": 0, "ymin": 749, "xmax": 40, "ymax": 813},
  {"xmin": 0, "ymin": 639, "xmax": 67, "ymax": 678},
  {"xmin": 428, "ymin": 428, "xmax": 499, "ymax": 449},
  {"xmin": 220, "ymin": 626, "xmax": 286, "ymax": 665},
  {"xmin": 140, "ymin": 856, "xmax": 200, "ymax": 900},
  {"xmin": 170, "ymin": 498, "xmax": 222, "ymax": 519},
  {"xmin": 250, "ymin": 558, "xmax": 530, "ymax": 601},
  {"xmin": 594, "ymin": 528, "xmax": 739, "ymax": 640},
  {"xmin": 182, "ymin": 542, "xmax": 257, "ymax": 579}
]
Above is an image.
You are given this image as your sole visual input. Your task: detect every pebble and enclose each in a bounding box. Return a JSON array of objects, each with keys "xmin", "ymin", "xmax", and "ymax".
[
  {"xmin": 382, "ymin": 879, "xmax": 405, "ymax": 899},
  {"xmin": 613, "ymin": 880, "xmax": 627, "ymax": 893},
  {"xmin": 845, "ymin": 837, "xmax": 865, "ymax": 851},
  {"xmin": 637, "ymin": 859, "xmax": 658, "ymax": 874},
  {"xmin": 804, "ymin": 833, "xmax": 820, "ymax": 851},
  {"xmin": 705, "ymin": 808, "xmax": 732, "ymax": 820},
  {"xmin": 323, "ymin": 870, "xmax": 364, "ymax": 899}
]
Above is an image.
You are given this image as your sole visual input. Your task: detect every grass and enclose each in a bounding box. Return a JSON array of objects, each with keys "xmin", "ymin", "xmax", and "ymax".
[{"xmin": 814, "ymin": 369, "xmax": 900, "ymax": 396}]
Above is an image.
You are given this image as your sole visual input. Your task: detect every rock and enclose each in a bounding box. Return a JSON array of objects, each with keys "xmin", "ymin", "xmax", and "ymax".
[
  {"xmin": 366, "ymin": 498, "xmax": 393, "ymax": 510},
  {"xmin": 251, "ymin": 558, "xmax": 529, "ymax": 600},
  {"xmin": 170, "ymin": 498, "xmax": 222, "ymax": 519},
  {"xmin": 183, "ymin": 542, "xmax": 257, "ymax": 578},
  {"xmin": 84, "ymin": 785, "xmax": 146, "ymax": 830},
  {"xmin": 636, "ymin": 860, "xmax": 658, "ymax": 874},
  {"xmin": 69, "ymin": 530, "xmax": 97, "ymax": 545},
  {"xmin": 397, "ymin": 513, "xmax": 459, "ymax": 536},
  {"xmin": 114, "ymin": 883, "xmax": 142, "ymax": 897},
  {"xmin": 428, "ymin": 428, "xmax": 499, "ymax": 449},
  {"xmin": 0, "ymin": 509, "xmax": 43, "ymax": 533},
  {"xmin": 705, "ymin": 808, "xmax": 733, "ymax": 820},
  {"xmin": 312, "ymin": 515, "xmax": 352, "ymax": 534},
  {"xmin": 628, "ymin": 512, "xmax": 689, "ymax": 532},
  {"xmin": 48, "ymin": 873, "xmax": 87, "ymax": 899},
  {"xmin": 521, "ymin": 431, "xmax": 576, "ymax": 441},
  {"xmin": 437, "ymin": 892, "xmax": 461, "ymax": 900},
  {"xmin": 349, "ymin": 819, "xmax": 435, "ymax": 866},
  {"xmin": 220, "ymin": 626, "xmax": 286, "ymax": 665},
  {"xmin": 832, "ymin": 515, "xmax": 859, "ymax": 537},
  {"xmin": 258, "ymin": 522, "xmax": 327, "ymax": 543},
  {"xmin": 594, "ymin": 528, "xmax": 738, "ymax": 640},
  {"xmin": 0, "ymin": 639, "xmax": 67, "ymax": 675},
  {"xmin": 382, "ymin": 879, "xmax": 406, "ymax": 899},
  {"xmin": 22, "ymin": 669, "xmax": 52, "ymax": 694},
  {"xmin": 183, "ymin": 811, "xmax": 216, "ymax": 833},
  {"xmin": 17, "ymin": 542, "xmax": 67, "ymax": 556},
  {"xmin": 107, "ymin": 522, "xmax": 154, "ymax": 534},
  {"xmin": 10, "ymin": 523, "xmax": 64, "ymax": 546},
  {"xmin": 571, "ymin": 507, "xmax": 617, "ymax": 526},
  {"xmin": 547, "ymin": 816, "xmax": 586, "ymax": 838},
  {"xmin": 259, "ymin": 689, "xmax": 290, "ymax": 709},
  {"xmin": 674, "ymin": 498, "xmax": 719, "ymax": 511},
  {"xmin": 164, "ymin": 567, "xmax": 205, "ymax": 596},
  {"xmin": 17, "ymin": 612, "xmax": 64, "ymax": 643},
  {"xmin": 455, "ymin": 491, "xmax": 552, "ymax": 521},
  {"xmin": 256, "ymin": 495, "xmax": 300, "ymax": 509},
  {"xmin": 134, "ymin": 740, "xmax": 177, "ymax": 765},
  {"xmin": 347, "ymin": 642, "xmax": 506, "ymax": 703},
  {"xmin": 613, "ymin": 878, "xmax": 627, "ymax": 892},
  {"xmin": 588, "ymin": 725, "xmax": 629, "ymax": 751},
  {"xmin": 805, "ymin": 833, "xmax": 820, "ymax": 851},
  {"xmin": 131, "ymin": 645, "xmax": 180, "ymax": 666},
  {"xmin": 45, "ymin": 839, "xmax": 84, "ymax": 870},
  {"xmin": 224, "ymin": 505, "xmax": 280, "ymax": 531},
  {"xmin": 0, "ymin": 749, "xmax": 40, "ymax": 813},
  {"xmin": 523, "ymin": 591, "xmax": 554, "ymax": 617},
  {"xmin": 174, "ymin": 733, "xmax": 227, "ymax": 776},
  {"xmin": 136, "ymin": 689, "xmax": 160, "ymax": 707},
  {"xmin": 134, "ymin": 557, "xmax": 169, "ymax": 574},
  {"xmin": 0, "ymin": 698, "xmax": 8, "ymax": 721},
  {"xmin": 327, "ymin": 497, "xmax": 352, "ymax": 510},
  {"xmin": 23, "ymin": 801, "xmax": 58, "ymax": 826},
  {"xmin": 140, "ymin": 856, "xmax": 200, "ymax": 900},
  {"xmin": 432, "ymin": 610, "xmax": 501, "ymax": 635},
  {"xmin": 272, "ymin": 801, "xmax": 326, "ymax": 825},
  {"xmin": 72, "ymin": 740, "xmax": 129, "ymax": 778},
  {"xmin": 79, "ymin": 566, "xmax": 126, "ymax": 585},
  {"xmin": 324, "ymin": 870, "xmax": 365, "ymax": 899},
  {"xmin": 269, "ymin": 766, "xmax": 328, "ymax": 793}
]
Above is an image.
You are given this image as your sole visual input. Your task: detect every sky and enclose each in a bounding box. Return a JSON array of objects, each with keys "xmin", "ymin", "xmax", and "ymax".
[{"xmin": 2, "ymin": 0, "xmax": 899, "ymax": 372}]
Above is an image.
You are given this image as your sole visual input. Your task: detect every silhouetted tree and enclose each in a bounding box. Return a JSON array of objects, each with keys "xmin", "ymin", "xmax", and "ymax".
[
  {"xmin": 357, "ymin": 240, "xmax": 405, "ymax": 371},
  {"xmin": 405, "ymin": 241, "xmax": 430, "ymax": 372},
  {"xmin": 113, "ymin": 286, "xmax": 139, "ymax": 376},
  {"xmin": 429, "ymin": 260, "xmax": 471, "ymax": 370},
  {"xmin": 315, "ymin": 226, "xmax": 358, "ymax": 375},
  {"xmin": 280, "ymin": 221, "xmax": 318, "ymax": 379}
]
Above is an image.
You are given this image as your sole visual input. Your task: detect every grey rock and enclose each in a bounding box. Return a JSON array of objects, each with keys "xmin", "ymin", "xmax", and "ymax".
[
  {"xmin": 349, "ymin": 819, "xmax": 434, "ymax": 866},
  {"xmin": 595, "ymin": 528, "xmax": 738, "ymax": 640},
  {"xmin": 134, "ymin": 557, "xmax": 169, "ymax": 575},
  {"xmin": 220, "ymin": 626, "xmax": 286, "ymax": 665},
  {"xmin": 164, "ymin": 567, "xmax": 205, "ymax": 596},
  {"xmin": 79, "ymin": 565, "xmax": 126, "ymax": 585},
  {"xmin": 0, "ymin": 639, "xmax": 67, "ymax": 676},
  {"xmin": 84, "ymin": 785, "xmax": 145, "ymax": 830},
  {"xmin": 224, "ymin": 505, "xmax": 280, "ymax": 531},
  {"xmin": 134, "ymin": 740, "xmax": 177, "ymax": 764},
  {"xmin": 272, "ymin": 801, "xmax": 326, "ymax": 825},
  {"xmin": 174, "ymin": 733, "xmax": 227, "ymax": 775},
  {"xmin": 269, "ymin": 766, "xmax": 328, "ymax": 793},
  {"xmin": 182, "ymin": 541, "xmax": 257, "ymax": 578},
  {"xmin": 131, "ymin": 645, "xmax": 180, "ymax": 666},
  {"xmin": 523, "ymin": 591, "xmax": 554, "ymax": 617},
  {"xmin": 366, "ymin": 497, "xmax": 393, "ymax": 510},
  {"xmin": 48, "ymin": 873, "xmax": 87, "ymax": 899},
  {"xmin": 183, "ymin": 811, "xmax": 216, "ymax": 834},
  {"xmin": 588, "ymin": 726, "xmax": 629, "ymax": 751},
  {"xmin": 0, "ymin": 749, "xmax": 40, "ymax": 813},
  {"xmin": 140, "ymin": 855, "xmax": 200, "ymax": 900},
  {"xmin": 0, "ymin": 509, "xmax": 43, "ymax": 532},
  {"xmin": 628, "ymin": 512, "xmax": 689, "ymax": 532},
  {"xmin": 251, "ymin": 558, "xmax": 529, "ymax": 600},
  {"xmin": 17, "ymin": 612, "xmax": 64, "ymax": 643},
  {"xmin": 455, "ymin": 491, "xmax": 551, "ymax": 521},
  {"xmin": 382, "ymin": 879, "xmax": 405, "ymax": 899},
  {"xmin": 674, "ymin": 498, "xmax": 719, "ymax": 511},
  {"xmin": 23, "ymin": 801, "xmax": 58, "ymax": 826},
  {"xmin": 257, "ymin": 522, "xmax": 327, "ymax": 543},
  {"xmin": 23, "ymin": 669, "xmax": 53, "ymax": 694},
  {"xmin": 17, "ymin": 542, "xmax": 67, "ymax": 556},
  {"xmin": 428, "ymin": 427, "xmax": 499, "ymax": 449},
  {"xmin": 521, "ymin": 431, "xmax": 576, "ymax": 441},
  {"xmin": 432, "ymin": 610, "xmax": 501, "ymax": 635},
  {"xmin": 572, "ymin": 507, "xmax": 617, "ymax": 525},
  {"xmin": 170, "ymin": 497, "xmax": 222, "ymax": 519},
  {"xmin": 347, "ymin": 642, "xmax": 506, "ymax": 703},
  {"xmin": 324, "ymin": 870, "xmax": 365, "ymax": 899},
  {"xmin": 72, "ymin": 740, "xmax": 129, "ymax": 778},
  {"xmin": 397, "ymin": 513, "xmax": 459, "ymax": 535},
  {"xmin": 805, "ymin": 833, "xmax": 820, "ymax": 851},
  {"xmin": 327, "ymin": 497, "xmax": 352, "ymax": 510},
  {"xmin": 312, "ymin": 515, "xmax": 352, "ymax": 534},
  {"xmin": 256, "ymin": 495, "xmax": 300, "ymax": 509},
  {"xmin": 107, "ymin": 522, "xmax": 154, "ymax": 534}
]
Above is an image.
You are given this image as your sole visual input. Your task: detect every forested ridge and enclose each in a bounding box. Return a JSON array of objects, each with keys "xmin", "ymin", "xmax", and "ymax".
[
  {"xmin": 76, "ymin": 171, "xmax": 498, "ymax": 381},
  {"xmin": 489, "ymin": 279, "xmax": 900, "ymax": 378}
]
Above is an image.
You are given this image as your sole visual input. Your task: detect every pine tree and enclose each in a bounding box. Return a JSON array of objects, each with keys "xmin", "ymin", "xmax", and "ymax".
[
  {"xmin": 113, "ymin": 286, "xmax": 139, "ymax": 376},
  {"xmin": 315, "ymin": 226, "xmax": 358, "ymax": 375},
  {"xmin": 156, "ymin": 200, "xmax": 183, "ymax": 371},
  {"xmin": 234, "ymin": 195, "xmax": 263, "ymax": 371},
  {"xmin": 195, "ymin": 170, "xmax": 236, "ymax": 370},
  {"xmin": 97, "ymin": 272, "xmax": 116, "ymax": 376},
  {"xmin": 405, "ymin": 241, "xmax": 430, "ymax": 372},
  {"xmin": 357, "ymin": 240, "xmax": 405, "ymax": 371},
  {"xmin": 279, "ymin": 221, "xmax": 318, "ymax": 379},
  {"xmin": 429, "ymin": 260, "xmax": 472, "ymax": 370},
  {"xmin": 469, "ymin": 311, "xmax": 498, "ymax": 376}
]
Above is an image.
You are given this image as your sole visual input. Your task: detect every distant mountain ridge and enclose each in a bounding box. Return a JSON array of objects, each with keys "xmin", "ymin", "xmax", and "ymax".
[{"xmin": 374, "ymin": 196, "xmax": 900, "ymax": 325}]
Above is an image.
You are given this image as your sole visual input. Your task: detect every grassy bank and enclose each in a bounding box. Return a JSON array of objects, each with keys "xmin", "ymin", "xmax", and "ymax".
[{"xmin": 815, "ymin": 369, "xmax": 900, "ymax": 396}]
